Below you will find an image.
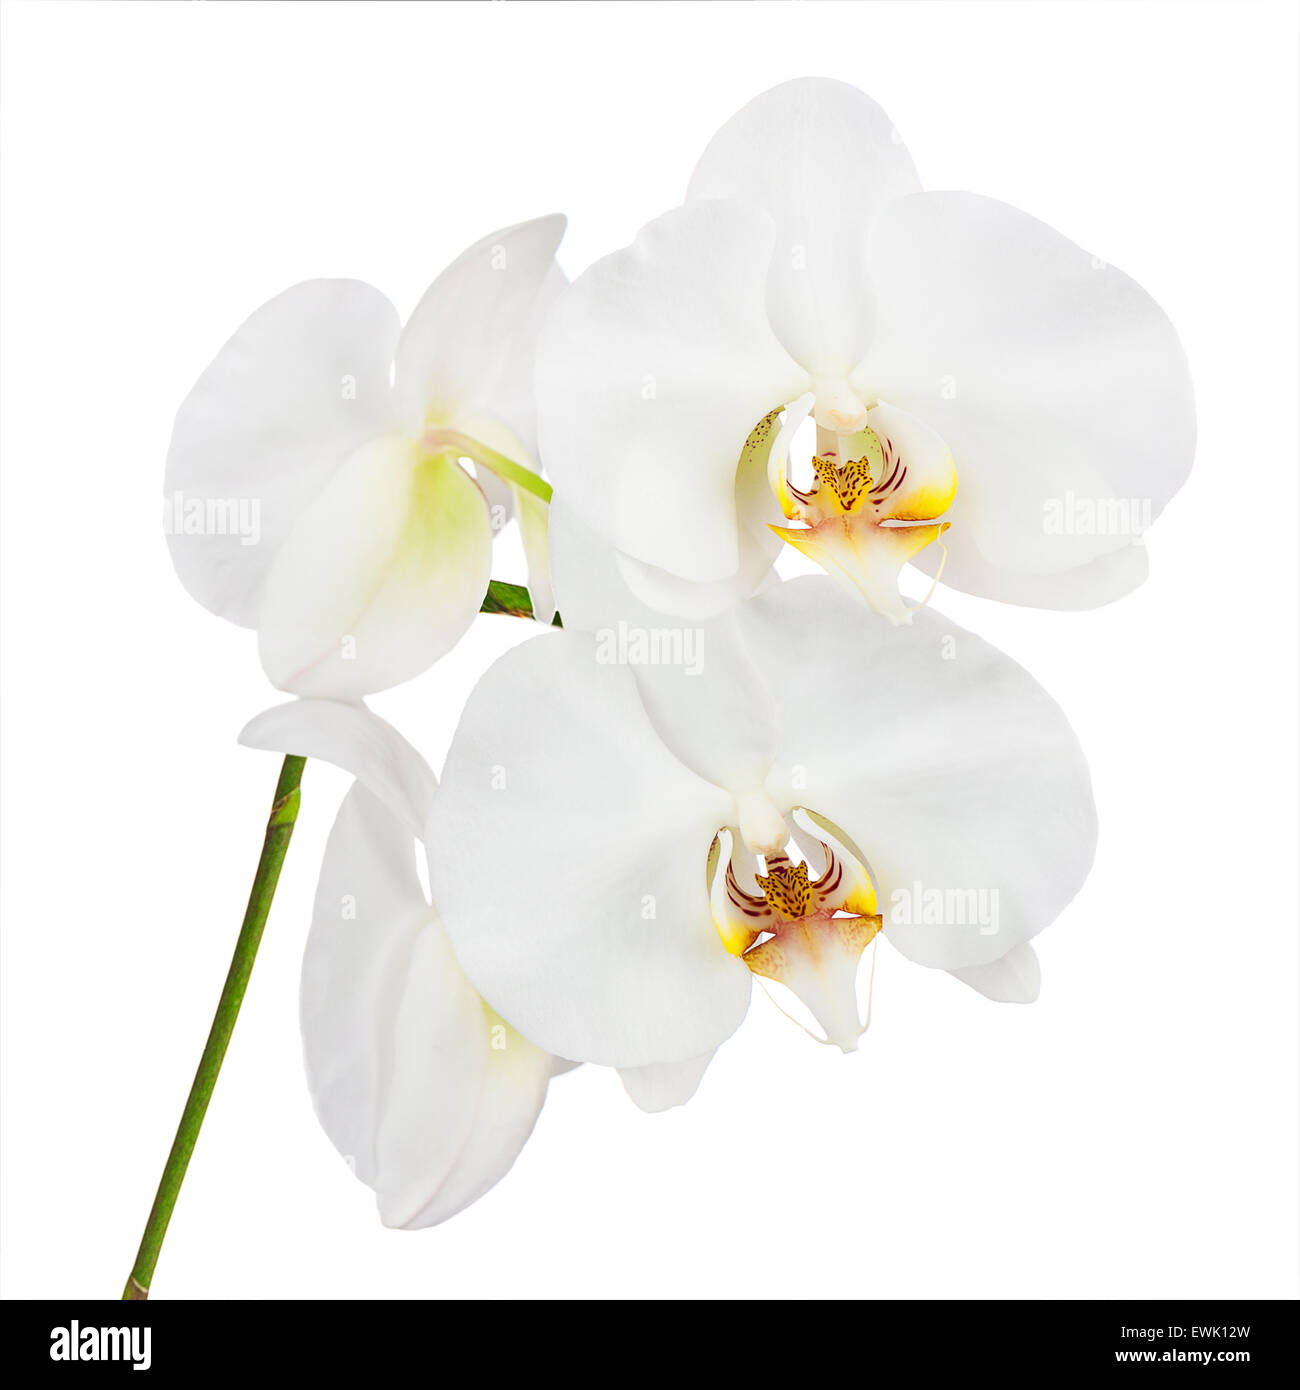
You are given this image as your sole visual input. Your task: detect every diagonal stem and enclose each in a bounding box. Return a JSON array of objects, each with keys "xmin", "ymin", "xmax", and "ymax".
[{"xmin": 121, "ymin": 754, "xmax": 307, "ymax": 1300}]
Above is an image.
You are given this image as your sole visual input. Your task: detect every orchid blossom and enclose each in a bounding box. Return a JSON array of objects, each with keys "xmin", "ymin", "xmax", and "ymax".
[
  {"xmin": 165, "ymin": 215, "xmax": 565, "ymax": 698},
  {"xmin": 536, "ymin": 78, "xmax": 1194, "ymax": 622},
  {"xmin": 125, "ymin": 73, "xmax": 1193, "ymax": 1293},
  {"xmin": 238, "ymin": 698, "xmax": 559, "ymax": 1226},
  {"xmin": 428, "ymin": 576, "xmax": 1096, "ymax": 1099}
]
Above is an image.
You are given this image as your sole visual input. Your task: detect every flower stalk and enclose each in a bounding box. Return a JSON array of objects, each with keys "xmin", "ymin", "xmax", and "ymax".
[
  {"xmin": 122, "ymin": 754, "xmax": 307, "ymax": 1300},
  {"xmin": 425, "ymin": 428, "xmax": 554, "ymax": 505},
  {"xmin": 480, "ymin": 579, "xmax": 562, "ymax": 625}
]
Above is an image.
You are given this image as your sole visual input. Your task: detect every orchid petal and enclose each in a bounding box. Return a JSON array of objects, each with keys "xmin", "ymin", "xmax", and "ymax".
[
  {"xmin": 688, "ymin": 77, "xmax": 921, "ymax": 376},
  {"xmin": 165, "ymin": 280, "xmax": 401, "ymax": 626},
  {"xmin": 908, "ymin": 514, "xmax": 1150, "ymax": 609},
  {"xmin": 791, "ymin": 807, "xmax": 878, "ymax": 917},
  {"xmin": 238, "ymin": 697, "xmax": 436, "ymax": 838},
  {"xmin": 610, "ymin": 549, "xmax": 773, "ymax": 623},
  {"xmin": 393, "ymin": 214, "xmax": 567, "ymax": 452},
  {"xmin": 369, "ymin": 921, "xmax": 491, "ymax": 1229},
  {"xmin": 546, "ymin": 498, "xmax": 648, "ymax": 633},
  {"xmin": 744, "ymin": 913, "xmax": 881, "ymax": 1053},
  {"xmin": 511, "ymin": 483, "xmax": 556, "ymax": 626},
  {"xmin": 386, "ymin": 989, "xmax": 553, "ymax": 1230},
  {"xmin": 548, "ymin": 426, "xmax": 780, "ymax": 627},
  {"xmin": 536, "ymin": 200, "xmax": 808, "ymax": 584},
  {"xmin": 618, "ymin": 1053, "xmax": 714, "ymax": 1113},
  {"xmin": 852, "ymin": 191, "xmax": 1194, "ymax": 601},
  {"xmin": 610, "ymin": 401, "xmax": 788, "ymax": 619},
  {"xmin": 548, "ymin": 502, "xmax": 779, "ymax": 794},
  {"xmin": 256, "ymin": 439, "xmax": 493, "ymax": 698},
  {"xmin": 949, "ymin": 942, "xmax": 1042, "ymax": 1004},
  {"xmin": 771, "ymin": 514, "xmax": 949, "ymax": 624},
  {"xmin": 707, "ymin": 827, "xmax": 766, "ymax": 956},
  {"xmin": 430, "ymin": 631, "xmax": 749, "ymax": 1069},
  {"xmin": 304, "ymin": 783, "xmax": 551, "ymax": 1230},
  {"xmin": 740, "ymin": 579, "xmax": 1096, "ymax": 970},
  {"xmin": 301, "ymin": 781, "xmax": 441, "ymax": 1198}
]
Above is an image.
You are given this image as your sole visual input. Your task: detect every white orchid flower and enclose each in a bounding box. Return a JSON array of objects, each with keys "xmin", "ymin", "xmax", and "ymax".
[
  {"xmin": 238, "ymin": 698, "xmax": 557, "ymax": 1226},
  {"xmin": 166, "ymin": 215, "xmax": 566, "ymax": 698},
  {"xmin": 427, "ymin": 576, "xmax": 1096, "ymax": 1097},
  {"xmin": 536, "ymin": 78, "xmax": 1194, "ymax": 622}
]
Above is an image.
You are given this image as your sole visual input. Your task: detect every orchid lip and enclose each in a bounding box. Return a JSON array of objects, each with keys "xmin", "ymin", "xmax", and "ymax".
[
  {"xmin": 759, "ymin": 395, "xmax": 957, "ymax": 623},
  {"xmin": 708, "ymin": 808, "xmax": 883, "ymax": 1052}
]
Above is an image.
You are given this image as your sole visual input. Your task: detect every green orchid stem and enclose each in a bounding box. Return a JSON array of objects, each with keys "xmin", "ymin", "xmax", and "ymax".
[
  {"xmin": 425, "ymin": 428, "xmax": 553, "ymax": 504},
  {"xmin": 480, "ymin": 579, "xmax": 563, "ymax": 626},
  {"xmin": 121, "ymin": 754, "xmax": 307, "ymax": 1301}
]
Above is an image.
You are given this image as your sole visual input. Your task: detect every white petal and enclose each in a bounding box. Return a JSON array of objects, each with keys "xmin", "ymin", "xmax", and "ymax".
[
  {"xmin": 546, "ymin": 499, "xmax": 635, "ymax": 632},
  {"xmin": 611, "ymin": 551, "xmax": 770, "ymax": 622},
  {"xmin": 549, "ymin": 498, "xmax": 765, "ymax": 632},
  {"xmin": 688, "ymin": 77, "xmax": 921, "ymax": 375},
  {"xmin": 536, "ymin": 200, "xmax": 808, "ymax": 583},
  {"xmin": 546, "ymin": 321, "xmax": 787, "ymax": 630},
  {"xmin": 740, "ymin": 578, "xmax": 1096, "ymax": 970},
  {"xmin": 909, "ymin": 517, "xmax": 1151, "ymax": 610},
  {"xmin": 301, "ymin": 782, "xmax": 436, "ymax": 1193},
  {"xmin": 238, "ymin": 697, "xmax": 436, "ymax": 838},
  {"xmin": 609, "ymin": 398, "xmax": 785, "ymax": 619},
  {"xmin": 369, "ymin": 922, "xmax": 487, "ymax": 1228},
  {"xmin": 430, "ymin": 630, "xmax": 749, "ymax": 1069},
  {"xmin": 376, "ymin": 933, "xmax": 551, "ymax": 1230},
  {"xmin": 165, "ymin": 280, "xmax": 401, "ymax": 626},
  {"xmin": 257, "ymin": 438, "xmax": 492, "ymax": 698},
  {"xmin": 949, "ymin": 942, "xmax": 1042, "ymax": 1003},
  {"xmin": 618, "ymin": 1053, "xmax": 714, "ymax": 1113},
  {"xmin": 548, "ymin": 501, "xmax": 778, "ymax": 794},
  {"xmin": 402, "ymin": 1009, "xmax": 553, "ymax": 1227},
  {"xmin": 852, "ymin": 191, "xmax": 1194, "ymax": 601},
  {"xmin": 511, "ymin": 484, "xmax": 556, "ymax": 626},
  {"xmin": 394, "ymin": 214, "xmax": 567, "ymax": 452},
  {"xmin": 304, "ymin": 783, "xmax": 550, "ymax": 1231},
  {"xmin": 546, "ymin": 400, "xmax": 793, "ymax": 627}
]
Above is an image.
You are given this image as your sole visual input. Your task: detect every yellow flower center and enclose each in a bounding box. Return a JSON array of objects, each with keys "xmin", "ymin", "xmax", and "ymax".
[
  {"xmin": 706, "ymin": 809, "xmax": 884, "ymax": 1052},
  {"xmin": 755, "ymin": 858, "xmax": 813, "ymax": 919},
  {"xmin": 753, "ymin": 393, "xmax": 959, "ymax": 624}
]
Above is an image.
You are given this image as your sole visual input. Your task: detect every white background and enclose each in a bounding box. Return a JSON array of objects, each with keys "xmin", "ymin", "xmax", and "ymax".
[{"xmin": 2, "ymin": 0, "xmax": 1297, "ymax": 1300}]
